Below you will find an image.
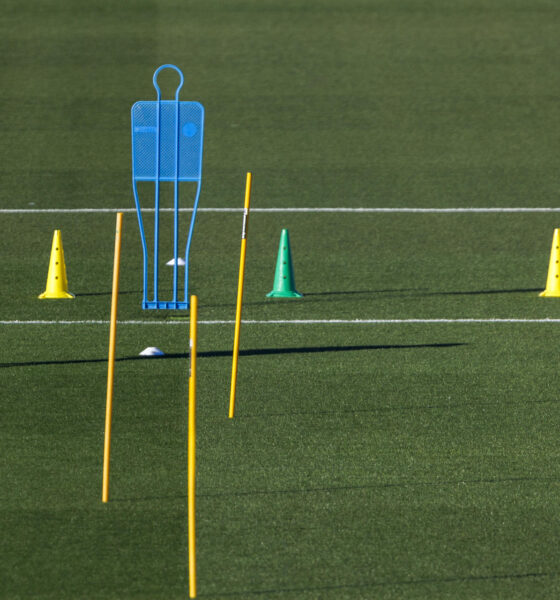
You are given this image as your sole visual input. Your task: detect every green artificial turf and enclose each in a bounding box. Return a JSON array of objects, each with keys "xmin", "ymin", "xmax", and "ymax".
[
  {"xmin": 4, "ymin": 323, "xmax": 560, "ymax": 599},
  {"xmin": 2, "ymin": 0, "xmax": 560, "ymax": 599},
  {"xmin": 4, "ymin": 211, "xmax": 560, "ymax": 323},
  {"xmin": 2, "ymin": 0, "xmax": 560, "ymax": 212}
]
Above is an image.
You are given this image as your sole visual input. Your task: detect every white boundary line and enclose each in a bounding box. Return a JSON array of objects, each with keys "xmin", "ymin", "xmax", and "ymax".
[
  {"xmin": 3, "ymin": 318, "xmax": 560, "ymax": 325},
  {"xmin": 2, "ymin": 207, "xmax": 560, "ymax": 214}
]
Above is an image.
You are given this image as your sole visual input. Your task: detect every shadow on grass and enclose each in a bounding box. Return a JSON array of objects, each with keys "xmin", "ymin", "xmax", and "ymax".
[
  {"xmin": 203, "ymin": 288, "xmax": 425, "ymax": 308},
  {"xmin": 0, "ymin": 342, "xmax": 465, "ymax": 368},
  {"xmin": 64, "ymin": 286, "xmax": 542, "ymax": 305},
  {"xmin": 305, "ymin": 286, "xmax": 541, "ymax": 298},
  {"xmin": 422, "ymin": 287, "xmax": 541, "ymax": 297},
  {"xmin": 302, "ymin": 288, "xmax": 422, "ymax": 296},
  {"xmin": 197, "ymin": 475, "xmax": 560, "ymax": 498},
  {"xmin": 112, "ymin": 474, "xmax": 557, "ymax": 503},
  {"xmin": 204, "ymin": 287, "xmax": 541, "ymax": 308},
  {"xmin": 76, "ymin": 289, "xmax": 143, "ymax": 297},
  {"xmin": 197, "ymin": 570, "xmax": 552, "ymax": 598}
]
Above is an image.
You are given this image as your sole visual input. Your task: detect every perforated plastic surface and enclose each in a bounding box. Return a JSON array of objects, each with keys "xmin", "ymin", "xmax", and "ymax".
[
  {"xmin": 131, "ymin": 64, "xmax": 204, "ymax": 311},
  {"xmin": 132, "ymin": 100, "xmax": 204, "ymax": 181}
]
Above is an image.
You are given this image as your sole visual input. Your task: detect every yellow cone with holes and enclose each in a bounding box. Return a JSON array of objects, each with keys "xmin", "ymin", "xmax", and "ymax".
[
  {"xmin": 540, "ymin": 228, "xmax": 560, "ymax": 297},
  {"xmin": 38, "ymin": 230, "xmax": 74, "ymax": 299}
]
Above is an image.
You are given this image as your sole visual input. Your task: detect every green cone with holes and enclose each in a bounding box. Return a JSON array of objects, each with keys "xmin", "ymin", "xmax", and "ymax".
[
  {"xmin": 540, "ymin": 228, "xmax": 560, "ymax": 297},
  {"xmin": 266, "ymin": 229, "xmax": 303, "ymax": 298}
]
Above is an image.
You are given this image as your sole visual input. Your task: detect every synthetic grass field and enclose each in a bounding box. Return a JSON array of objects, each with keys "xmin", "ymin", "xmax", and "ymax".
[{"xmin": 3, "ymin": 1, "xmax": 560, "ymax": 598}]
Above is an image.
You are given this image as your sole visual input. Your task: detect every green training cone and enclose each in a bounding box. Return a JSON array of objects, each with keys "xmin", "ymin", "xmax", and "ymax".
[{"xmin": 266, "ymin": 229, "xmax": 303, "ymax": 298}]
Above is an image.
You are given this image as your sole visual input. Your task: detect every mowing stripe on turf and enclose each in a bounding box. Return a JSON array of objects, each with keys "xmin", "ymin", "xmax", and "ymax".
[
  {"xmin": 3, "ymin": 207, "xmax": 560, "ymax": 214},
  {"xmin": 4, "ymin": 318, "xmax": 560, "ymax": 325}
]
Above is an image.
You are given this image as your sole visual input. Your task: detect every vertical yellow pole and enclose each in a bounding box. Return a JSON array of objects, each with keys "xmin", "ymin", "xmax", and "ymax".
[
  {"xmin": 229, "ymin": 172, "xmax": 252, "ymax": 419},
  {"xmin": 102, "ymin": 212, "xmax": 123, "ymax": 503},
  {"xmin": 188, "ymin": 295, "xmax": 198, "ymax": 598}
]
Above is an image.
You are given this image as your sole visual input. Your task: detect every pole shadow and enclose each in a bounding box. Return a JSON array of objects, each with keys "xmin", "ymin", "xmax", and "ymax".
[
  {"xmin": 196, "ymin": 570, "xmax": 552, "ymax": 598},
  {"xmin": 0, "ymin": 342, "xmax": 466, "ymax": 368}
]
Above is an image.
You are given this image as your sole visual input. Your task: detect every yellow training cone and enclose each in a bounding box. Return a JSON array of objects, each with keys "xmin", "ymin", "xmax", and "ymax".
[
  {"xmin": 38, "ymin": 230, "xmax": 75, "ymax": 299},
  {"xmin": 540, "ymin": 228, "xmax": 560, "ymax": 297}
]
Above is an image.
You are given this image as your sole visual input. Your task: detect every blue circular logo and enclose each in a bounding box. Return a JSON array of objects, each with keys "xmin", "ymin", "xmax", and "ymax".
[{"xmin": 182, "ymin": 123, "xmax": 197, "ymax": 137}]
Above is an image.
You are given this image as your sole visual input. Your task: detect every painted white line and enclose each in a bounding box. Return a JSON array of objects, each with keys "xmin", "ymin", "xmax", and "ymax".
[
  {"xmin": 2, "ymin": 207, "xmax": 560, "ymax": 214},
  {"xmin": 239, "ymin": 207, "xmax": 560, "ymax": 214},
  {"xmin": 3, "ymin": 318, "xmax": 560, "ymax": 325},
  {"xmin": 242, "ymin": 318, "xmax": 560, "ymax": 324}
]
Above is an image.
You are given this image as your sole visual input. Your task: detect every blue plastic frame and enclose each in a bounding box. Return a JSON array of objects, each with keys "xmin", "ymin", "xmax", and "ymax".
[{"xmin": 131, "ymin": 64, "xmax": 204, "ymax": 310}]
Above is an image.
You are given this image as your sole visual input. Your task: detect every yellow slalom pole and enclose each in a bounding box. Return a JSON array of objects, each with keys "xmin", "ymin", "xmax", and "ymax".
[
  {"xmin": 102, "ymin": 212, "xmax": 123, "ymax": 503},
  {"xmin": 229, "ymin": 172, "xmax": 252, "ymax": 419},
  {"xmin": 188, "ymin": 295, "xmax": 198, "ymax": 598}
]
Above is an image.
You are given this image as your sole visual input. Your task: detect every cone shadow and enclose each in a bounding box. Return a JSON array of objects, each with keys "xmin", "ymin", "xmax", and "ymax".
[
  {"xmin": 422, "ymin": 287, "xmax": 541, "ymax": 297},
  {"xmin": 76, "ymin": 289, "xmax": 144, "ymax": 298},
  {"xmin": 303, "ymin": 288, "xmax": 422, "ymax": 297}
]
